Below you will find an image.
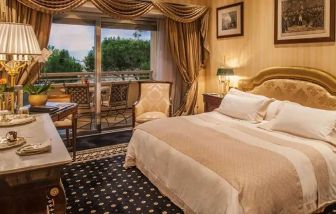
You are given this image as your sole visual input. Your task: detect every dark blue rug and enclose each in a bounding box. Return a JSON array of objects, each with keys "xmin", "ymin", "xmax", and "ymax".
[{"xmin": 62, "ymin": 155, "xmax": 182, "ymax": 214}]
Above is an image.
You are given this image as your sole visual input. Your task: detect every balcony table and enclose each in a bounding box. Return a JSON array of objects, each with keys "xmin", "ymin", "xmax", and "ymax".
[{"xmin": 0, "ymin": 114, "xmax": 72, "ymax": 214}]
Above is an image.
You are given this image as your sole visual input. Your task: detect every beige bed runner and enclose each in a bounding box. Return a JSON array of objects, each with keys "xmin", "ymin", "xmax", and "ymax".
[{"xmin": 135, "ymin": 117, "xmax": 331, "ymax": 214}]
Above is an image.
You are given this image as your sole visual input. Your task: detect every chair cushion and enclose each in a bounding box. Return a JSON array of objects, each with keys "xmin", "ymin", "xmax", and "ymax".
[
  {"xmin": 136, "ymin": 112, "xmax": 167, "ymax": 123},
  {"xmin": 54, "ymin": 119, "xmax": 72, "ymax": 128}
]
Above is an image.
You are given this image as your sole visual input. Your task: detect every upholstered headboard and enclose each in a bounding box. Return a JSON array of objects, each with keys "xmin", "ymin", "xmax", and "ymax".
[{"xmin": 238, "ymin": 67, "xmax": 336, "ymax": 110}]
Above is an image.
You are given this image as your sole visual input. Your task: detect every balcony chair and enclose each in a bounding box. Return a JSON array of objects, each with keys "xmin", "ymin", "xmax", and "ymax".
[
  {"xmin": 47, "ymin": 94, "xmax": 76, "ymax": 159},
  {"xmin": 63, "ymin": 83, "xmax": 94, "ymax": 129},
  {"xmin": 102, "ymin": 82, "xmax": 130, "ymax": 127},
  {"xmin": 133, "ymin": 81, "xmax": 172, "ymax": 127}
]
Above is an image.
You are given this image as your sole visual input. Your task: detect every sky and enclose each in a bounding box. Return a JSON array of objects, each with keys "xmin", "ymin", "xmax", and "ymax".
[{"xmin": 48, "ymin": 23, "xmax": 151, "ymax": 62}]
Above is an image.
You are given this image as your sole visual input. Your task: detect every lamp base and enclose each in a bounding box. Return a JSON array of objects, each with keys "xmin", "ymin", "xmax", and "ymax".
[
  {"xmin": 219, "ymin": 80, "xmax": 231, "ymax": 94},
  {"xmin": 0, "ymin": 61, "xmax": 27, "ymax": 113}
]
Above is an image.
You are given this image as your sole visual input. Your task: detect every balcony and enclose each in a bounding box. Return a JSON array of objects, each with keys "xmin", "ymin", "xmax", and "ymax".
[{"xmin": 41, "ymin": 70, "xmax": 153, "ymax": 136}]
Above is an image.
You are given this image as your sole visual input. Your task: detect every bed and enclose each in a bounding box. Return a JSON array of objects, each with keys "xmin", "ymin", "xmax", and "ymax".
[{"xmin": 124, "ymin": 67, "xmax": 336, "ymax": 214}]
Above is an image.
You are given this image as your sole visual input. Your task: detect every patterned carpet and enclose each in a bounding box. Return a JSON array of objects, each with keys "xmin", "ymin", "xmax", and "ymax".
[
  {"xmin": 60, "ymin": 144, "xmax": 336, "ymax": 214},
  {"xmin": 62, "ymin": 144, "xmax": 182, "ymax": 214}
]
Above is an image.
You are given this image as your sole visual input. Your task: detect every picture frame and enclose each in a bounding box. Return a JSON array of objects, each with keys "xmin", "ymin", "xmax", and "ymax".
[
  {"xmin": 217, "ymin": 2, "xmax": 244, "ymax": 39},
  {"xmin": 275, "ymin": 0, "xmax": 335, "ymax": 44}
]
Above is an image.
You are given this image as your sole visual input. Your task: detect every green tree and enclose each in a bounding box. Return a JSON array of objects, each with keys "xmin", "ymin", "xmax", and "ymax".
[
  {"xmin": 83, "ymin": 49, "xmax": 95, "ymax": 72},
  {"xmin": 43, "ymin": 46, "xmax": 83, "ymax": 73},
  {"xmin": 133, "ymin": 31, "xmax": 142, "ymax": 39},
  {"xmin": 84, "ymin": 37, "xmax": 150, "ymax": 72}
]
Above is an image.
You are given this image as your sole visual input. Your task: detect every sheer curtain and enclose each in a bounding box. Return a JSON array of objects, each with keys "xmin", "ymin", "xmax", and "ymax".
[{"xmin": 153, "ymin": 19, "xmax": 183, "ymax": 113}]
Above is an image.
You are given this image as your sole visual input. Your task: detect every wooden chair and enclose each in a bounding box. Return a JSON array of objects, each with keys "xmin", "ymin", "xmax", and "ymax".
[
  {"xmin": 63, "ymin": 83, "xmax": 94, "ymax": 129},
  {"xmin": 133, "ymin": 81, "xmax": 172, "ymax": 127},
  {"xmin": 102, "ymin": 82, "xmax": 130, "ymax": 126},
  {"xmin": 48, "ymin": 94, "xmax": 76, "ymax": 160}
]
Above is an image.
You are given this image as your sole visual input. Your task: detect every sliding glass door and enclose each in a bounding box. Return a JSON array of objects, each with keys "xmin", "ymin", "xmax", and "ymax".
[{"xmin": 42, "ymin": 14, "xmax": 157, "ymax": 135}]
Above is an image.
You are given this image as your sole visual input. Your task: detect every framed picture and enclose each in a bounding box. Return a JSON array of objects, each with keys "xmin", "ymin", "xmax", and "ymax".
[
  {"xmin": 217, "ymin": 2, "xmax": 244, "ymax": 38},
  {"xmin": 275, "ymin": 0, "xmax": 335, "ymax": 44}
]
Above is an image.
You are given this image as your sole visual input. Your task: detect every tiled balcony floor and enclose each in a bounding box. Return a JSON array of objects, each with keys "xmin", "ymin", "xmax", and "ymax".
[{"xmin": 58, "ymin": 109, "xmax": 132, "ymax": 138}]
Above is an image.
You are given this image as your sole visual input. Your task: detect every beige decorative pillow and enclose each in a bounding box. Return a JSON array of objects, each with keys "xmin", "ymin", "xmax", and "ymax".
[
  {"xmin": 261, "ymin": 103, "xmax": 336, "ymax": 144},
  {"xmin": 217, "ymin": 94, "xmax": 273, "ymax": 122}
]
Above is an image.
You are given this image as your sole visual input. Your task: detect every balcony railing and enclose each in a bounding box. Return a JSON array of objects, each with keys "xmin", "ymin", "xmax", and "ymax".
[
  {"xmin": 40, "ymin": 70, "xmax": 153, "ymax": 84},
  {"xmin": 42, "ymin": 70, "xmax": 150, "ymax": 134}
]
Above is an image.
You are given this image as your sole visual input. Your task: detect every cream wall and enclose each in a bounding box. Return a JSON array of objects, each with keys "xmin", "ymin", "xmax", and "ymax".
[{"xmin": 206, "ymin": 0, "xmax": 336, "ymax": 93}]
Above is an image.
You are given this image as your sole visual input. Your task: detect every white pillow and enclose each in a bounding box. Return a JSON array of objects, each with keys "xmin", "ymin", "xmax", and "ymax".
[
  {"xmin": 228, "ymin": 88, "xmax": 270, "ymax": 101},
  {"xmin": 264, "ymin": 100, "xmax": 300, "ymax": 121},
  {"xmin": 217, "ymin": 94, "xmax": 272, "ymax": 122},
  {"xmin": 260, "ymin": 103, "xmax": 336, "ymax": 144},
  {"xmin": 265, "ymin": 101, "xmax": 283, "ymax": 121}
]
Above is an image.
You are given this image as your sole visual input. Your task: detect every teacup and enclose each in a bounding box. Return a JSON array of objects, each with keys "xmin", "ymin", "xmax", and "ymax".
[{"xmin": 6, "ymin": 131, "xmax": 17, "ymax": 142}]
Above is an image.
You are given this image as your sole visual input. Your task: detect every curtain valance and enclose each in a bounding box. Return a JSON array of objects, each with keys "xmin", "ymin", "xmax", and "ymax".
[
  {"xmin": 15, "ymin": 0, "xmax": 209, "ymax": 23},
  {"xmin": 90, "ymin": 0, "xmax": 154, "ymax": 20},
  {"xmin": 152, "ymin": 1, "xmax": 208, "ymax": 23},
  {"xmin": 16, "ymin": 0, "xmax": 87, "ymax": 14}
]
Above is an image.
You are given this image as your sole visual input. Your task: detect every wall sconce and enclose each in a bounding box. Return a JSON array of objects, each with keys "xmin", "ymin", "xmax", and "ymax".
[{"xmin": 217, "ymin": 68, "xmax": 234, "ymax": 94}]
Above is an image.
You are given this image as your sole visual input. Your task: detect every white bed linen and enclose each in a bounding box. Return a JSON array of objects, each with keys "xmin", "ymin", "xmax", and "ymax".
[{"xmin": 125, "ymin": 112, "xmax": 336, "ymax": 214}]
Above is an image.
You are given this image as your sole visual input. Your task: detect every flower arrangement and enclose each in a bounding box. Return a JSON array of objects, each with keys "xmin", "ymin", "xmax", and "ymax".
[
  {"xmin": 0, "ymin": 78, "xmax": 8, "ymax": 110},
  {"xmin": 34, "ymin": 48, "xmax": 52, "ymax": 80},
  {"xmin": 0, "ymin": 78, "xmax": 6, "ymax": 85},
  {"xmin": 0, "ymin": 78, "xmax": 7, "ymax": 91},
  {"xmin": 34, "ymin": 48, "xmax": 52, "ymax": 63},
  {"xmin": 23, "ymin": 81, "xmax": 52, "ymax": 107}
]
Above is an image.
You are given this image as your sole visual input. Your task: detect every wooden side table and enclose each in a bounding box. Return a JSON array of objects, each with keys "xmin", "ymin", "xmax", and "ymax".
[{"xmin": 203, "ymin": 93, "xmax": 225, "ymax": 112}]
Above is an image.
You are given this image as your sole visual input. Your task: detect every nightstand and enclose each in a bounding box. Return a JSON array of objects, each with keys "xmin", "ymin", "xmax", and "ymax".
[{"xmin": 203, "ymin": 93, "xmax": 225, "ymax": 112}]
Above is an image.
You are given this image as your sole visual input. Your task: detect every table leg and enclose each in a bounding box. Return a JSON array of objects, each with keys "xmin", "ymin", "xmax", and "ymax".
[
  {"xmin": 72, "ymin": 112, "xmax": 77, "ymax": 161},
  {"xmin": 48, "ymin": 180, "xmax": 66, "ymax": 214}
]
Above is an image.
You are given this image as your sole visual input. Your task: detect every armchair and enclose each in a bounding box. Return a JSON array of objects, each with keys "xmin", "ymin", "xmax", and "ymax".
[
  {"xmin": 133, "ymin": 81, "xmax": 172, "ymax": 127},
  {"xmin": 47, "ymin": 94, "xmax": 76, "ymax": 160}
]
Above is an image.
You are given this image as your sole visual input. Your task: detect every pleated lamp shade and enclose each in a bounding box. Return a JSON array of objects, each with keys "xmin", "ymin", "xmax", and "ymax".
[{"xmin": 0, "ymin": 23, "xmax": 41, "ymax": 61}]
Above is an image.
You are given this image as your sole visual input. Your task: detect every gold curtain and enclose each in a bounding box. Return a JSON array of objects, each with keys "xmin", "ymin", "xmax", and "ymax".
[
  {"xmin": 91, "ymin": 0, "xmax": 154, "ymax": 20},
  {"xmin": 3, "ymin": 0, "xmax": 52, "ymax": 85},
  {"xmin": 152, "ymin": 1, "xmax": 208, "ymax": 23},
  {"xmin": 167, "ymin": 12, "xmax": 209, "ymax": 115},
  {"xmin": 15, "ymin": 0, "xmax": 208, "ymax": 24},
  {"xmin": 17, "ymin": 0, "xmax": 87, "ymax": 14}
]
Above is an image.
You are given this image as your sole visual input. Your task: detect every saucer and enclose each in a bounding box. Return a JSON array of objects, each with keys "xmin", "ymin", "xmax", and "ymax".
[
  {"xmin": 0, "ymin": 115, "xmax": 36, "ymax": 127},
  {"xmin": 0, "ymin": 137, "xmax": 26, "ymax": 150}
]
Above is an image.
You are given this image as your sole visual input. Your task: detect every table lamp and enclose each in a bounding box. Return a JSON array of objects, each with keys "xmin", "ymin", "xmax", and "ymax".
[
  {"xmin": 0, "ymin": 22, "xmax": 41, "ymax": 112},
  {"xmin": 217, "ymin": 68, "xmax": 234, "ymax": 93}
]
